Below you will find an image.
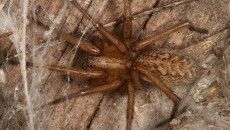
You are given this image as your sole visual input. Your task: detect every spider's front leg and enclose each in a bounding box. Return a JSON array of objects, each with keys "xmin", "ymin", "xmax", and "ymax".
[
  {"xmin": 55, "ymin": 31, "xmax": 101, "ymax": 55},
  {"xmin": 71, "ymin": 1, "xmax": 128, "ymax": 54},
  {"xmin": 35, "ymin": 20, "xmax": 101, "ymax": 55}
]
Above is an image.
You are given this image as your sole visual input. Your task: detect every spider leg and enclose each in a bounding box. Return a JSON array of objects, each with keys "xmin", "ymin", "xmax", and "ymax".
[
  {"xmin": 47, "ymin": 66, "xmax": 106, "ymax": 78},
  {"xmin": 155, "ymin": 101, "xmax": 180, "ymax": 127},
  {"xmin": 132, "ymin": 21, "xmax": 208, "ymax": 51},
  {"xmin": 135, "ymin": 63, "xmax": 180, "ymax": 103},
  {"xmin": 0, "ymin": 32, "xmax": 13, "ymax": 40},
  {"xmin": 56, "ymin": 31, "xmax": 100, "ymax": 55},
  {"xmin": 131, "ymin": 69, "xmax": 144, "ymax": 89},
  {"xmin": 71, "ymin": 1, "xmax": 128, "ymax": 54},
  {"xmin": 81, "ymin": 78, "xmax": 124, "ymax": 95},
  {"xmin": 39, "ymin": 79, "xmax": 123, "ymax": 108},
  {"xmin": 35, "ymin": 19, "xmax": 100, "ymax": 55},
  {"xmin": 123, "ymin": 0, "xmax": 132, "ymax": 43},
  {"xmin": 127, "ymin": 80, "xmax": 135, "ymax": 130},
  {"xmin": 132, "ymin": 22, "xmax": 190, "ymax": 51}
]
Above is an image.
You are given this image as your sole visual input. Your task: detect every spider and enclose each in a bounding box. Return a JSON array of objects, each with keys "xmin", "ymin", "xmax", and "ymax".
[{"xmin": 40, "ymin": 1, "xmax": 208, "ymax": 130}]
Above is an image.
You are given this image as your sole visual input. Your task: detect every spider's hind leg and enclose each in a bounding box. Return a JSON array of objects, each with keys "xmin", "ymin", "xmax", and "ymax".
[
  {"xmin": 135, "ymin": 63, "xmax": 180, "ymax": 103},
  {"xmin": 135, "ymin": 64, "xmax": 181, "ymax": 126},
  {"xmin": 130, "ymin": 69, "xmax": 144, "ymax": 89},
  {"xmin": 47, "ymin": 66, "xmax": 106, "ymax": 78},
  {"xmin": 39, "ymin": 79, "xmax": 123, "ymax": 109},
  {"xmin": 127, "ymin": 81, "xmax": 135, "ymax": 130},
  {"xmin": 132, "ymin": 21, "xmax": 208, "ymax": 51}
]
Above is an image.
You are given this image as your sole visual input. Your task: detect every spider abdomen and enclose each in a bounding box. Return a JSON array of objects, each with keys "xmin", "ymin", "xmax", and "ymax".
[{"xmin": 136, "ymin": 50, "xmax": 199, "ymax": 85}]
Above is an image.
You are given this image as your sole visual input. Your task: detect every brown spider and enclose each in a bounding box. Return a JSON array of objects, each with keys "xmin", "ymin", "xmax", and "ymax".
[{"xmin": 40, "ymin": 1, "xmax": 207, "ymax": 130}]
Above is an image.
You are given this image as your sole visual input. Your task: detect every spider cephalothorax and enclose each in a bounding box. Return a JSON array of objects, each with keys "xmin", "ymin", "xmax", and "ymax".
[{"xmin": 41, "ymin": 1, "xmax": 207, "ymax": 130}]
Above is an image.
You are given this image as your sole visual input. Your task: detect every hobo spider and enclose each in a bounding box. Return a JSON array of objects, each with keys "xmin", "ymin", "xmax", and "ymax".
[{"xmin": 40, "ymin": 1, "xmax": 208, "ymax": 130}]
